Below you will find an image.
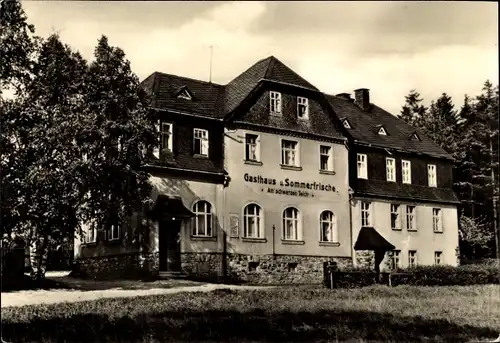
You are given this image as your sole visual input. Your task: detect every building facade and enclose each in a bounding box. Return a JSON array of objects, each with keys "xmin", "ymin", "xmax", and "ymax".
[{"xmin": 73, "ymin": 56, "xmax": 460, "ymax": 283}]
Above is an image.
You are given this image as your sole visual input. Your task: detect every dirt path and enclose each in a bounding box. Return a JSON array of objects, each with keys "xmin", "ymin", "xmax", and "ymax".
[{"xmin": 1, "ymin": 283, "xmax": 273, "ymax": 308}]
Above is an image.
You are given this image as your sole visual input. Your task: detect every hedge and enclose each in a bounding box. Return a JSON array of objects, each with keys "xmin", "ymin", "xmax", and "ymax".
[{"xmin": 325, "ymin": 264, "xmax": 500, "ymax": 288}]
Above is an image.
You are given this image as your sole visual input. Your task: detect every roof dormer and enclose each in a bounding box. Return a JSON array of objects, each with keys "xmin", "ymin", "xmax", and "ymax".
[
  {"xmin": 341, "ymin": 118, "xmax": 352, "ymax": 129},
  {"xmin": 377, "ymin": 125, "xmax": 388, "ymax": 136},
  {"xmin": 410, "ymin": 132, "xmax": 421, "ymax": 141},
  {"xmin": 177, "ymin": 86, "xmax": 192, "ymax": 100}
]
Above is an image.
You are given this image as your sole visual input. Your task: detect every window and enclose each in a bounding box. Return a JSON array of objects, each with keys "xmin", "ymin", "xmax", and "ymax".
[
  {"xmin": 283, "ymin": 207, "xmax": 300, "ymax": 241},
  {"xmin": 85, "ymin": 222, "xmax": 97, "ymax": 243},
  {"xmin": 402, "ymin": 160, "xmax": 411, "ymax": 184},
  {"xmin": 433, "ymin": 208, "xmax": 442, "ymax": 233},
  {"xmin": 192, "ymin": 201, "xmax": 213, "ymax": 236},
  {"xmin": 320, "ymin": 211, "xmax": 338, "ymax": 242},
  {"xmin": 193, "ymin": 129, "xmax": 209, "ymax": 156},
  {"xmin": 391, "ymin": 250, "xmax": 401, "ymax": 270},
  {"xmin": 428, "ymin": 164, "xmax": 437, "ymax": 187},
  {"xmin": 406, "ymin": 205, "xmax": 416, "ymax": 231},
  {"xmin": 386, "ymin": 158, "xmax": 396, "ymax": 182},
  {"xmin": 342, "ymin": 119, "xmax": 351, "ymax": 129},
  {"xmin": 161, "ymin": 122, "xmax": 173, "ymax": 152},
  {"xmin": 357, "ymin": 154, "xmax": 367, "ymax": 179},
  {"xmin": 408, "ymin": 250, "xmax": 417, "ymax": 268},
  {"xmin": 245, "ymin": 134, "xmax": 260, "ymax": 162},
  {"xmin": 361, "ymin": 202, "xmax": 371, "ymax": 226},
  {"xmin": 297, "ymin": 97, "xmax": 309, "ymax": 119},
  {"xmin": 390, "ymin": 204, "xmax": 401, "ymax": 230},
  {"xmin": 243, "ymin": 204, "xmax": 263, "ymax": 238},
  {"xmin": 320, "ymin": 145, "xmax": 333, "ymax": 171},
  {"xmin": 178, "ymin": 88, "xmax": 192, "ymax": 100},
  {"xmin": 434, "ymin": 251, "xmax": 442, "ymax": 265},
  {"xmin": 109, "ymin": 224, "xmax": 120, "ymax": 241},
  {"xmin": 281, "ymin": 139, "xmax": 299, "ymax": 167},
  {"xmin": 270, "ymin": 91, "xmax": 282, "ymax": 114},
  {"xmin": 410, "ymin": 132, "xmax": 420, "ymax": 141},
  {"xmin": 378, "ymin": 126, "xmax": 387, "ymax": 135}
]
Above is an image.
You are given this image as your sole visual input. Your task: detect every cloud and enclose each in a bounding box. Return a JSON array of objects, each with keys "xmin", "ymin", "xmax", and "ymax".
[{"xmin": 250, "ymin": 1, "xmax": 498, "ymax": 56}]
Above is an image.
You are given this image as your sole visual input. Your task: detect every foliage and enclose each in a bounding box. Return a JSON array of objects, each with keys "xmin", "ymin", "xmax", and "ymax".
[
  {"xmin": 1, "ymin": 1, "xmax": 156, "ymax": 280},
  {"xmin": 1, "ymin": 285, "xmax": 499, "ymax": 342},
  {"xmin": 397, "ymin": 89, "xmax": 427, "ymax": 129},
  {"xmin": 459, "ymin": 213, "xmax": 494, "ymax": 260}
]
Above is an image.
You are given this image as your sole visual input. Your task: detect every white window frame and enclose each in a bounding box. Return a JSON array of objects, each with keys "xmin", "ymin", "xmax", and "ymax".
[
  {"xmin": 270, "ymin": 91, "xmax": 282, "ymax": 114},
  {"xmin": 320, "ymin": 210, "xmax": 338, "ymax": 243},
  {"xmin": 402, "ymin": 160, "xmax": 412, "ymax": 184},
  {"xmin": 406, "ymin": 205, "xmax": 416, "ymax": 231},
  {"xmin": 192, "ymin": 201, "xmax": 213, "ymax": 237},
  {"xmin": 281, "ymin": 139, "xmax": 300, "ymax": 167},
  {"xmin": 342, "ymin": 119, "xmax": 351, "ymax": 129},
  {"xmin": 433, "ymin": 208, "xmax": 443, "ymax": 233},
  {"xmin": 357, "ymin": 154, "xmax": 368, "ymax": 179},
  {"xmin": 243, "ymin": 203, "xmax": 263, "ymax": 238},
  {"xmin": 297, "ymin": 97, "xmax": 309, "ymax": 119},
  {"xmin": 408, "ymin": 250, "xmax": 417, "ymax": 268},
  {"xmin": 84, "ymin": 221, "xmax": 97, "ymax": 244},
  {"xmin": 319, "ymin": 145, "xmax": 334, "ymax": 172},
  {"xmin": 161, "ymin": 122, "xmax": 173, "ymax": 152},
  {"xmin": 109, "ymin": 223, "xmax": 120, "ymax": 241},
  {"xmin": 193, "ymin": 128, "xmax": 209, "ymax": 157},
  {"xmin": 282, "ymin": 207, "xmax": 301, "ymax": 241},
  {"xmin": 390, "ymin": 204, "xmax": 401, "ymax": 230},
  {"xmin": 361, "ymin": 201, "xmax": 371, "ymax": 227},
  {"xmin": 378, "ymin": 126, "xmax": 387, "ymax": 135},
  {"xmin": 428, "ymin": 164, "xmax": 437, "ymax": 187},
  {"xmin": 386, "ymin": 157, "xmax": 396, "ymax": 182},
  {"xmin": 434, "ymin": 251, "xmax": 442, "ymax": 265},
  {"xmin": 391, "ymin": 250, "xmax": 401, "ymax": 270},
  {"xmin": 245, "ymin": 133, "xmax": 260, "ymax": 162}
]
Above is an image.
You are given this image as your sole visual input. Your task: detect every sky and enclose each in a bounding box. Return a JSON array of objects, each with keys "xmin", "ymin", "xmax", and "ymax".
[{"xmin": 22, "ymin": 1, "xmax": 498, "ymax": 115}]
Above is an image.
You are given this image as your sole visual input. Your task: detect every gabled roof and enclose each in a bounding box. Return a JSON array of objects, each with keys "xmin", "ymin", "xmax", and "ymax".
[{"xmin": 325, "ymin": 94, "xmax": 453, "ymax": 160}]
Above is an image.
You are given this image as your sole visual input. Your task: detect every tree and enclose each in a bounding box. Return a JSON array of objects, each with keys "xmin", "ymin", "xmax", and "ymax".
[
  {"xmin": 0, "ymin": 0, "xmax": 39, "ymax": 94},
  {"xmin": 398, "ymin": 89, "xmax": 427, "ymax": 129},
  {"xmin": 77, "ymin": 35, "xmax": 156, "ymax": 252},
  {"xmin": 459, "ymin": 213, "xmax": 493, "ymax": 261},
  {"xmin": 424, "ymin": 93, "xmax": 459, "ymax": 153},
  {"xmin": 12, "ymin": 34, "xmax": 88, "ymax": 280}
]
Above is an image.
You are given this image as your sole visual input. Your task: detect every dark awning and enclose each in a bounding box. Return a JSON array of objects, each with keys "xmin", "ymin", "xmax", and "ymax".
[
  {"xmin": 150, "ymin": 195, "xmax": 194, "ymax": 220},
  {"xmin": 354, "ymin": 227, "xmax": 395, "ymax": 251}
]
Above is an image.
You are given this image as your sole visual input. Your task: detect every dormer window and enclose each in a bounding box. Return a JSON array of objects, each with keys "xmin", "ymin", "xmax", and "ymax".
[
  {"xmin": 377, "ymin": 126, "xmax": 388, "ymax": 135},
  {"xmin": 177, "ymin": 88, "xmax": 192, "ymax": 100},
  {"xmin": 342, "ymin": 118, "xmax": 351, "ymax": 129},
  {"xmin": 270, "ymin": 91, "xmax": 282, "ymax": 114},
  {"xmin": 410, "ymin": 132, "xmax": 421, "ymax": 141},
  {"xmin": 297, "ymin": 97, "xmax": 309, "ymax": 119}
]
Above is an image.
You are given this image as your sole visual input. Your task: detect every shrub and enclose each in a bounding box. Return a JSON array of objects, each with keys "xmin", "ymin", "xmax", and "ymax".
[{"xmin": 325, "ymin": 264, "xmax": 499, "ymax": 288}]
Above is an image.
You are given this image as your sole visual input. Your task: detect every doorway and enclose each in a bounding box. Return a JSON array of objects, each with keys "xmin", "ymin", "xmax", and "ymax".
[{"xmin": 158, "ymin": 220, "xmax": 182, "ymax": 272}]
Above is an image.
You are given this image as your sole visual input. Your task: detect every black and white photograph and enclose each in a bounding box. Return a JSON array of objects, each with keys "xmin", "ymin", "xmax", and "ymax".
[{"xmin": 1, "ymin": 1, "xmax": 499, "ymax": 342}]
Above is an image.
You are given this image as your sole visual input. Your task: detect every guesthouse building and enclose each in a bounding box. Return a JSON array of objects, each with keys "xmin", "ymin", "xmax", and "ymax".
[{"xmin": 73, "ymin": 56, "xmax": 460, "ymax": 283}]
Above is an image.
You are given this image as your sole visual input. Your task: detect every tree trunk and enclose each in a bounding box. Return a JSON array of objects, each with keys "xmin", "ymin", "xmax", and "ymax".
[
  {"xmin": 29, "ymin": 232, "xmax": 49, "ymax": 281},
  {"xmin": 490, "ymin": 138, "xmax": 500, "ymax": 260}
]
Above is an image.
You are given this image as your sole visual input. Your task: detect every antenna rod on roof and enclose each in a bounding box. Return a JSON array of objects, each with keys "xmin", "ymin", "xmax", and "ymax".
[{"xmin": 209, "ymin": 45, "xmax": 213, "ymax": 83}]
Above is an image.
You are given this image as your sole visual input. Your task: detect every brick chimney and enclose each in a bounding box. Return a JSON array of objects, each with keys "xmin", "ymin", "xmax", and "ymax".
[
  {"xmin": 354, "ymin": 88, "xmax": 370, "ymax": 111},
  {"xmin": 336, "ymin": 93, "xmax": 352, "ymax": 101}
]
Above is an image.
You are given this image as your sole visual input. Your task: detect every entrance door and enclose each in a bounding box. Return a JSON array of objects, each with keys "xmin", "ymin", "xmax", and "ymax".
[{"xmin": 158, "ymin": 220, "xmax": 182, "ymax": 271}]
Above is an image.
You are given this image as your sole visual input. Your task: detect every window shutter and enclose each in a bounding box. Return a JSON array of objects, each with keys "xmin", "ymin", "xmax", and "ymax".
[{"xmin": 153, "ymin": 120, "xmax": 160, "ymax": 158}]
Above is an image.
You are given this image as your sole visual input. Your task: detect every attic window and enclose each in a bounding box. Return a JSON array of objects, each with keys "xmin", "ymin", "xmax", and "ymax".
[
  {"xmin": 377, "ymin": 126, "xmax": 388, "ymax": 135},
  {"xmin": 342, "ymin": 118, "xmax": 351, "ymax": 129},
  {"xmin": 410, "ymin": 132, "xmax": 421, "ymax": 141},
  {"xmin": 177, "ymin": 88, "xmax": 192, "ymax": 100}
]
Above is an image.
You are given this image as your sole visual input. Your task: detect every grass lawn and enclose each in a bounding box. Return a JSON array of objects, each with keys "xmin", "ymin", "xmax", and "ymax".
[{"xmin": 1, "ymin": 284, "xmax": 499, "ymax": 343}]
